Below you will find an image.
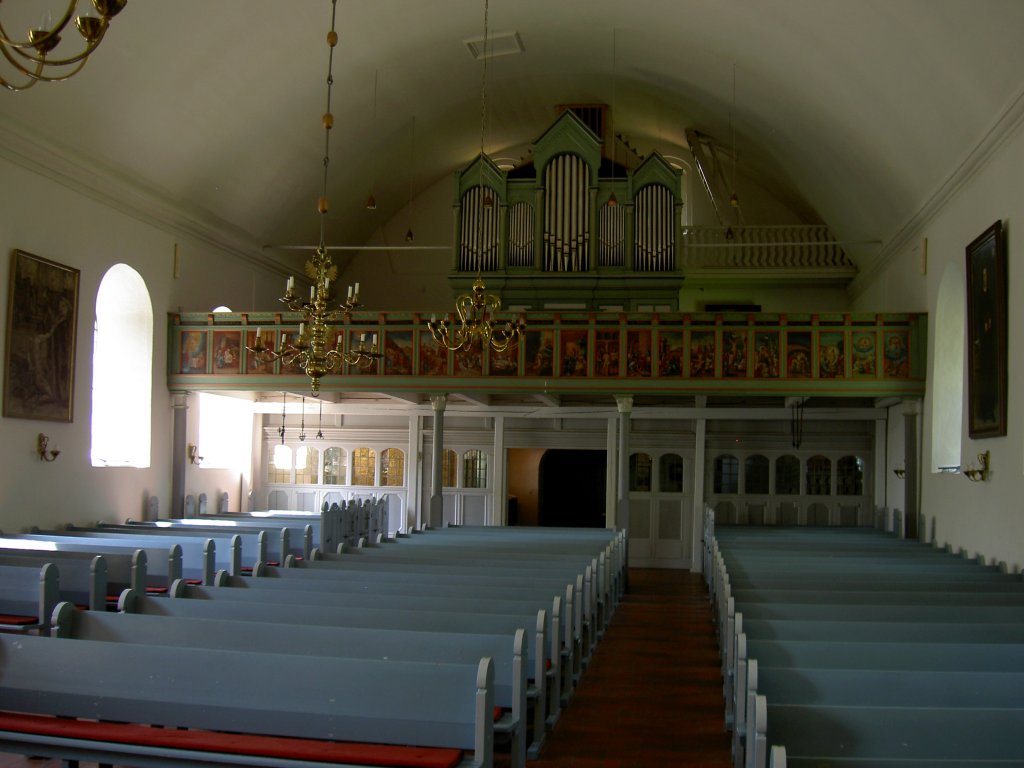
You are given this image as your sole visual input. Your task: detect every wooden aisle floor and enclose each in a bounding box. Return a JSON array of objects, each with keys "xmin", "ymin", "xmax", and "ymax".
[
  {"xmin": 0, "ymin": 569, "xmax": 731, "ymax": 768},
  {"xmin": 517, "ymin": 568, "xmax": 732, "ymax": 768}
]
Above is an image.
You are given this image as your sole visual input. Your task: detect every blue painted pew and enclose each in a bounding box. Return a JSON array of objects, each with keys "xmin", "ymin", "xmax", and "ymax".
[
  {"xmin": 0, "ymin": 632, "xmax": 495, "ymax": 768},
  {"xmin": 52, "ymin": 602, "xmax": 533, "ymax": 764}
]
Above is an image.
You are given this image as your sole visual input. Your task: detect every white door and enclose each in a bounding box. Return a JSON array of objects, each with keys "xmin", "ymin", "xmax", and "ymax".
[{"xmin": 628, "ymin": 452, "xmax": 694, "ymax": 569}]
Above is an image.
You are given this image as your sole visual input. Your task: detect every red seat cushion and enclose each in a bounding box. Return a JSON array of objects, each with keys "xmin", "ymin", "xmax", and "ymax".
[
  {"xmin": 0, "ymin": 712, "xmax": 464, "ymax": 768},
  {"xmin": 0, "ymin": 615, "xmax": 37, "ymax": 626}
]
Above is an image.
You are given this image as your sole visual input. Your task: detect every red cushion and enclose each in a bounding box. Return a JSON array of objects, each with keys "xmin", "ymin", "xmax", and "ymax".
[
  {"xmin": 0, "ymin": 712, "xmax": 464, "ymax": 768},
  {"xmin": 145, "ymin": 586, "xmax": 169, "ymax": 594},
  {"xmin": 0, "ymin": 615, "xmax": 37, "ymax": 626}
]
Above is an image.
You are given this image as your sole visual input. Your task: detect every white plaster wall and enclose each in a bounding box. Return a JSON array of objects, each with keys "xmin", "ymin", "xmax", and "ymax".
[
  {"xmin": 0, "ymin": 156, "xmax": 284, "ymax": 532},
  {"xmin": 852, "ymin": 117, "xmax": 1024, "ymax": 570}
]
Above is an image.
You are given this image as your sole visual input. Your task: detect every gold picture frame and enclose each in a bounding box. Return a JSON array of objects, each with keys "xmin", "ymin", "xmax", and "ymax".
[{"xmin": 3, "ymin": 250, "xmax": 80, "ymax": 422}]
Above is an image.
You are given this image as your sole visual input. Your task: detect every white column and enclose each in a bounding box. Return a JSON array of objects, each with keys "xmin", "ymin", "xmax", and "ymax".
[
  {"xmin": 605, "ymin": 416, "xmax": 618, "ymax": 529},
  {"xmin": 873, "ymin": 415, "xmax": 887, "ymax": 527},
  {"xmin": 429, "ymin": 394, "xmax": 447, "ymax": 528},
  {"xmin": 903, "ymin": 399, "xmax": 921, "ymax": 540},
  {"xmin": 171, "ymin": 392, "xmax": 189, "ymax": 518},
  {"xmin": 490, "ymin": 415, "xmax": 506, "ymax": 526},
  {"xmin": 615, "ymin": 395, "xmax": 633, "ymax": 534},
  {"xmin": 407, "ymin": 413, "xmax": 423, "ymax": 532},
  {"xmin": 691, "ymin": 395, "xmax": 707, "ymax": 573}
]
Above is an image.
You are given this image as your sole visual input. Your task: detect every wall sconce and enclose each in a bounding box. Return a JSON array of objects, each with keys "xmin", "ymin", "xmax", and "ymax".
[
  {"xmin": 187, "ymin": 444, "xmax": 203, "ymax": 466},
  {"xmin": 892, "ymin": 466, "xmax": 906, "ymax": 479},
  {"xmin": 963, "ymin": 451, "xmax": 990, "ymax": 482},
  {"xmin": 37, "ymin": 433, "xmax": 59, "ymax": 462}
]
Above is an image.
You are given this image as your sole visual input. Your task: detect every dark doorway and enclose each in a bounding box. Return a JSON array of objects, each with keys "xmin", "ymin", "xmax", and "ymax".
[{"xmin": 538, "ymin": 449, "xmax": 607, "ymax": 527}]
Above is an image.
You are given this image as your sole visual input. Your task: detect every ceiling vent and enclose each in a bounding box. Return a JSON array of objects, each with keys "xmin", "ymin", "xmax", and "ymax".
[{"xmin": 464, "ymin": 30, "xmax": 525, "ymax": 59}]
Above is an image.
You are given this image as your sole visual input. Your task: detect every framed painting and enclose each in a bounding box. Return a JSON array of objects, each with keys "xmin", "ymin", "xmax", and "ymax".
[
  {"xmin": 625, "ymin": 330, "xmax": 652, "ymax": 378},
  {"xmin": 594, "ymin": 330, "xmax": 620, "ymax": 377},
  {"xmin": 966, "ymin": 220, "xmax": 1006, "ymax": 438},
  {"xmin": 786, "ymin": 331, "xmax": 812, "ymax": 378},
  {"xmin": 560, "ymin": 329, "xmax": 588, "ymax": 377},
  {"xmin": 689, "ymin": 331, "xmax": 716, "ymax": 378},
  {"xmin": 723, "ymin": 330, "xmax": 748, "ymax": 378},
  {"xmin": 818, "ymin": 331, "xmax": 845, "ymax": 379},
  {"xmin": 657, "ymin": 331, "xmax": 684, "ymax": 377},
  {"xmin": 212, "ymin": 331, "xmax": 242, "ymax": 374},
  {"xmin": 383, "ymin": 331, "xmax": 414, "ymax": 375},
  {"xmin": 3, "ymin": 250, "xmax": 80, "ymax": 421},
  {"xmin": 524, "ymin": 330, "xmax": 554, "ymax": 377},
  {"xmin": 419, "ymin": 332, "xmax": 449, "ymax": 376},
  {"xmin": 488, "ymin": 341, "xmax": 519, "ymax": 376},
  {"xmin": 851, "ymin": 331, "xmax": 876, "ymax": 377},
  {"xmin": 454, "ymin": 344, "xmax": 483, "ymax": 376},
  {"xmin": 753, "ymin": 331, "xmax": 779, "ymax": 378}
]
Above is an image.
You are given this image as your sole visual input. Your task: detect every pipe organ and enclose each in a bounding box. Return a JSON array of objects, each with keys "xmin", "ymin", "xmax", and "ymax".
[
  {"xmin": 450, "ymin": 108, "xmax": 853, "ymax": 310},
  {"xmin": 451, "ymin": 109, "xmax": 685, "ymax": 309},
  {"xmin": 543, "ymin": 153, "xmax": 591, "ymax": 272}
]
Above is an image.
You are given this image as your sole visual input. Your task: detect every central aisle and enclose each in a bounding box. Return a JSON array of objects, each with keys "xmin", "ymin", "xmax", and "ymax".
[{"xmin": 522, "ymin": 568, "xmax": 731, "ymax": 767}]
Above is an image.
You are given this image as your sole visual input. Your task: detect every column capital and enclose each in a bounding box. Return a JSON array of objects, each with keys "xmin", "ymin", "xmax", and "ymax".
[
  {"xmin": 430, "ymin": 394, "xmax": 447, "ymax": 413},
  {"xmin": 171, "ymin": 392, "xmax": 190, "ymax": 410},
  {"xmin": 615, "ymin": 395, "xmax": 633, "ymax": 415}
]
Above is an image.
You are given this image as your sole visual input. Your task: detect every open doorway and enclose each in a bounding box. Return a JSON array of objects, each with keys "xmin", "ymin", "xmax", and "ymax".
[{"xmin": 507, "ymin": 448, "xmax": 606, "ymax": 527}]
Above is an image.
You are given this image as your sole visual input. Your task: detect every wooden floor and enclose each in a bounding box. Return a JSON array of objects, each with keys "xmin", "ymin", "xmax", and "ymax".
[
  {"xmin": 0, "ymin": 568, "xmax": 731, "ymax": 768},
  {"xmin": 521, "ymin": 568, "xmax": 732, "ymax": 767}
]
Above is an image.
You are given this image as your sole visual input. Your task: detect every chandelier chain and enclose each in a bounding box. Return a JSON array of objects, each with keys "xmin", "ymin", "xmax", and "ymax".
[{"xmin": 244, "ymin": 0, "xmax": 380, "ymax": 396}]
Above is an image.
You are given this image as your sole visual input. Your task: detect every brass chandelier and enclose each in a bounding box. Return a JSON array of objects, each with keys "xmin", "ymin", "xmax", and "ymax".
[
  {"xmin": 0, "ymin": 0, "xmax": 126, "ymax": 92},
  {"xmin": 426, "ymin": 0, "xmax": 525, "ymax": 355},
  {"xmin": 246, "ymin": 0, "xmax": 379, "ymax": 396}
]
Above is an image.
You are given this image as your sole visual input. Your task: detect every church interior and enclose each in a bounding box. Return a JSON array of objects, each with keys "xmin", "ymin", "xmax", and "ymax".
[{"xmin": 1, "ymin": 0, "xmax": 1024, "ymax": 764}]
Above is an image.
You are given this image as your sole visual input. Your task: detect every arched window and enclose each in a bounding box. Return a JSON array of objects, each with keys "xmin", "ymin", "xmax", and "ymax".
[
  {"xmin": 267, "ymin": 445, "xmax": 291, "ymax": 483},
  {"xmin": 91, "ymin": 264, "xmax": 152, "ymax": 467},
  {"xmin": 380, "ymin": 448, "xmax": 405, "ymax": 487},
  {"xmin": 807, "ymin": 455, "xmax": 832, "ymax": 495},
  {"xmin": 463, "ymin": 450, "xmax": 487, "ymax": 488},
  {"xmin": 352, "ymin": 448, "xmax": 376, "ymax": 486},
  {"xmin": 441, "ymin": 449, "xmax": 458, "ymax": 487},
  {"xmin": 744, "ymin": 455, "xmax": 770, "ymax": 494},
  {"xmin": 323, "ymin": 447, "xmax": 347, "ymax": 485},
  {"xmin": 775, "ymin": 455, "xmax": 800, "ymax": 494},
  {"xmin": 629, "ymin": 452, "xmax": 652, "ymax": 492},
  {"xmin": 659, "ymin": 453, "xmax": 683, "ymax": 492},
  {"xmin": 294, "ymin": 446, "xmax": 319, "ymax": 485},
  {"xmin": 837, "ymin": 455, "xmax": 864, "ymax": 495},
  {"xmin": 713, "ymin": 455, "xmax": 739, "ymax": 494}
]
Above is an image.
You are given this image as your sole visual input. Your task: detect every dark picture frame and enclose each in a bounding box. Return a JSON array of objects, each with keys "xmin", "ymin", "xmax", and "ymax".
[
  {"xmin": 3, "ymin": 250, "xmax": 80, "ymax": 422},
  {"xmin": 966, "ymin": 220, "xmax": 1007, "ymax": 438}
]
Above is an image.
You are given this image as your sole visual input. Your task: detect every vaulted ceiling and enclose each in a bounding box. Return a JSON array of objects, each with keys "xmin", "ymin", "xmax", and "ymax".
[{"xmin": 3, "ymin": 0, "xmax": 1024, "ymax": 297}]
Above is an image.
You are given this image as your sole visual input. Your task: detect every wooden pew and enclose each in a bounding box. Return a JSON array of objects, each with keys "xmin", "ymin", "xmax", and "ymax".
[
  {"xmin": 0, "ymin": 548, "xmax": 144, "ymax": 606},
  {"xmin": 0, "ymin": 632, "xmax": 496, "ymax": 768},
  {"xmin": 0, "ymin": 562, "xmax": 57, "ymax": 632},
  {"xmin": 1, "ymin": 534, "xmax": 184, "ymax": 592},
  {"xmin": 119, "ymin": 589, "xmax": 564, "ymax": 728},
  {"xmin": 757, "ymin": 698, "xmax": 1024, "ymax": 767},
  {"xmin": 138, "ymin": 516, "xmax": 317, "ymax": 559},
  {"xmin": 103, "ymin": 520, "xmax": 291, "ymax": 565},
  {"xmin": 171, "ymin": 579, "xmax": 569, "ymax": 715},
  {"xmin": 52, "ymin": 602, "xmax": 534, "ymax": 764},
  {"xmin": 348, "ymin": 544, "xmax": 611, "ymax": 636},
  {"xmin": 301, "ymin": 551, "xmax": 595, "ymax": 667},
  {"xmin": 63, "ymin": 525, "xmax": 256, "ymax": 578},
  {"xmin": 0, "ymin": 553, "xmax": 105, "ymax": 611}
]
